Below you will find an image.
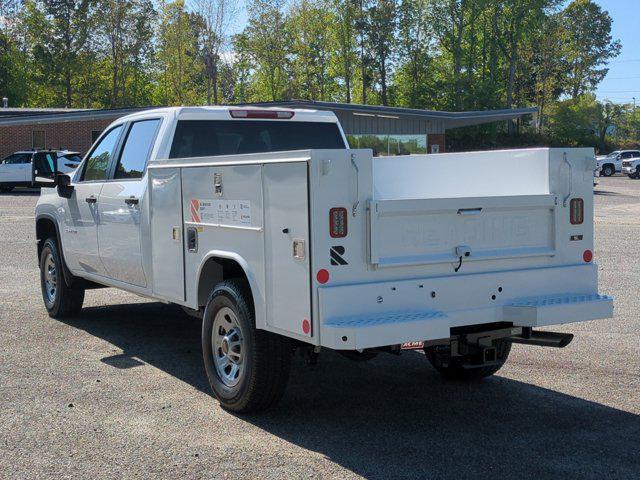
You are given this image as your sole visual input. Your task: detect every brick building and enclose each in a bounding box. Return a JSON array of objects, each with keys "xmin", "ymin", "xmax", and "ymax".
[
  {"xmin": 0, "ymin": 102, "xmax": 536, "ymax": 160},
  {"xmin": 0, "ymin": 108, "xmax": 148, "ymax": 159}
]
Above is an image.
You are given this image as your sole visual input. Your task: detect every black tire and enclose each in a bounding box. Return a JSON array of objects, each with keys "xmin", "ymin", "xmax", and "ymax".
[
  {"xmin": 39, "ymin": 237, "xmax": 85, "ymax": 318},
  {"xmin": 425, "ymin": 338, "xmax": 511, "ymax": 380},
  {"xmin": 602, "ymin": 164, "xmax": 614, "ymax": 177},
  {"xmin": 202, "ymin": 280, "xmax": 291, "ymax": 413},
  {"xmin": 0, "ymin": 186, "xmax": 14, "ymax": 193}
]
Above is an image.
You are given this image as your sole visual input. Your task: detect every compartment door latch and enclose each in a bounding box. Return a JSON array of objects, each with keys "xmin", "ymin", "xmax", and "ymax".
[
  {"xmin": 186, "ymin": 226, "xmax": 198, "ymax": 253},
  {"xmin": 454, "ymin": 245, "xmax": 472, "ymax": 272}
]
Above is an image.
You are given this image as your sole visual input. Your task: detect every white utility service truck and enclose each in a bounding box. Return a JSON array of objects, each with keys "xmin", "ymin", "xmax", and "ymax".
[{"xmin": 34, "ymin": 106, "xmax": 613, "ymax": 412}]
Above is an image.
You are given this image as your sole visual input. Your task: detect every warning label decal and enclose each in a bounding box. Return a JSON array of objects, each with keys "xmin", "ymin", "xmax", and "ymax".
[{"xmin": 189, "ymin": 199, "xmax": 252, "ymax": 226}]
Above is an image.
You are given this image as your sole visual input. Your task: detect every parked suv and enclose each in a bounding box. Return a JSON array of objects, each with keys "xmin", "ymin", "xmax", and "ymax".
[
  {"xmin": 621, "ymin": 156, "xmax": 640, "ymax": 178},
  {"xmin": 0, "ymin": 150, "xmax": 81, "ymax": 192},
  {"xmin": 596, "ymin": 150, "xmax": 640, "ymax": 176}
]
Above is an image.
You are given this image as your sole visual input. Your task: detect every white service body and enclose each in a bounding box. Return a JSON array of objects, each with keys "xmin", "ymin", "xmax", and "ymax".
[{"xmin": 36, "ymin": 107, "xmax": 613, "ymax": 352}]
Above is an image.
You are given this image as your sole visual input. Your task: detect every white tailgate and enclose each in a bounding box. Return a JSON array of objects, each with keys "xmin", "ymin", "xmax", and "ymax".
[{"xmin": 369, "ymin": 194, "xmax": 557, "ymax": 267}]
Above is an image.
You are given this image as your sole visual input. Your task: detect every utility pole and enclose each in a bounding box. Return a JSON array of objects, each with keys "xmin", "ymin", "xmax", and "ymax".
[{"xmin": 634, "ymin": 98, "xmax": 638, "ymax": 142}]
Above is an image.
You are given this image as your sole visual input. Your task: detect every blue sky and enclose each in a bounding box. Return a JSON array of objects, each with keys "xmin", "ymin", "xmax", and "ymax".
[
  {"xmin": 593, "ymin": 0, "xmax": 640, "ymax": 105},
  {"xmin": 230, "ymin": 0, "xmax": 636, "ymax": 105}
]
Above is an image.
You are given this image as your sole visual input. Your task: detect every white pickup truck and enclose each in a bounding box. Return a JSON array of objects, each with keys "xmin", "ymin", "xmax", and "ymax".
[{"xmin": 35, "ymin": 106, "xmax": 613, "ymax": 412}]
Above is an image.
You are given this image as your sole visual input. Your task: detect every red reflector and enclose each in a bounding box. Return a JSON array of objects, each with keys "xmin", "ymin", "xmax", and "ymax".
[
  {"xmin": 570, "ymin": 198, "xmax": 584, "ymax": 225},
  {"xmin": 329, "ymin": 207, "xmax": 348, "ymax": 238},
  {"xmin": 317, "ymin": 269, "xmax": 329, "ymax": 284},
  {"xmin": 583, "ymin": 250, "xmax": 593, "ymax": 263},
  {"xmin": 302, "ymin": 319, "xmax": 311, "ymax": 334},
  {"xmin": 229, "ymin": 109, "xmax": 295, "ymax": 119}
]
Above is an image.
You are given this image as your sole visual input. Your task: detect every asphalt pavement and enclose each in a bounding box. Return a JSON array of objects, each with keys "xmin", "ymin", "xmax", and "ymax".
[{"xmin": 0, "ymin": 177, "xmax": 638, "ymax": 479}]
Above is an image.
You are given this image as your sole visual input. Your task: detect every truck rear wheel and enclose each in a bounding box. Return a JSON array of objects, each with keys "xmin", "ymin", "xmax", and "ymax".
[
  {"xmin": 424, "ymin": 339, "xmax": 511, "ymax": 380},
  {"xmin": 39, "ymin": 237, "xmax": 85, "ymax": 318},
  {"xmin": 202, "ymin": 280, "xmax": 291, "ymax": 413}
]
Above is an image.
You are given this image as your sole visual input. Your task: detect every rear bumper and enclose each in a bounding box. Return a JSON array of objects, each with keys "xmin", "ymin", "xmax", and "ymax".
[{"xmin": 318, "ymin": 264, "xmax": 613, "ymax": 350}]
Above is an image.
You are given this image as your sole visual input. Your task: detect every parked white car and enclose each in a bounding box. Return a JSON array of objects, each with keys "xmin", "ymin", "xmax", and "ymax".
[
  {"xmin": 621, "ymin": 157, "xmax": 640, "ymax": 178},
  {"xmin": 596, "ymin": 150, "xmax": 640, "ymax": 176},
  {"xmin": 0, "ymin": 150, "xmax": 82, "ymax": 192}
]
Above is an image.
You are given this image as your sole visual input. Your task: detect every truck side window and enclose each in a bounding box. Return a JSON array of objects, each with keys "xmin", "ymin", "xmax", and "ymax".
[
  {"xmin": 83, "ymin": 125, "xmax": 123, "ymax": 181},
  {"xmin": 114, "ymin": 119, "xmax": 160, "ymax": 179}
]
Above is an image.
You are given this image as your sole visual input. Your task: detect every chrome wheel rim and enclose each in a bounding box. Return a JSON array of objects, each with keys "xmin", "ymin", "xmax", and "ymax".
[
  {"xmin": 44, "ymin": 253, "xmax": 57, "ymax": 304},
  {"xmin": 212, "ymin": 307, "xmax": 245, "ymax": 387}
]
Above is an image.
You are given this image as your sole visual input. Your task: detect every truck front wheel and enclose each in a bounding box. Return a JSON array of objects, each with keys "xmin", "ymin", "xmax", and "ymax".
[
  {"xmin": 39, "ymin": 237, "xmax": 85, "ymax": 318},
  {"xmin": 202, "ymin": 280, "xmax": 291, "ymax": 413},
  {"xmin": 424, "ymin": 339, "xmax": 511, "ymax": 380}
]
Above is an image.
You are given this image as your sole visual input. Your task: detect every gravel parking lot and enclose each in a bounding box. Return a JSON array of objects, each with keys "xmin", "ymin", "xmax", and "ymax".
[{"xmin": 0, "ymin": 177, "xmax": 639, "ymax": 480}]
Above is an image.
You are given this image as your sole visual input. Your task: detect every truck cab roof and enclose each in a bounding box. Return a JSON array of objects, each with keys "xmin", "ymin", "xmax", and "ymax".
[{"xmin": 117, "ymin": 105, "xmax": 340, "ymax": 124}]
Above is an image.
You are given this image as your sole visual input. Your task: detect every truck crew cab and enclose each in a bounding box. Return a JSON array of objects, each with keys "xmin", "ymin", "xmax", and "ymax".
[{"xmin": 35, "ymin": 106, "xmax": 613, "ymax": 412}]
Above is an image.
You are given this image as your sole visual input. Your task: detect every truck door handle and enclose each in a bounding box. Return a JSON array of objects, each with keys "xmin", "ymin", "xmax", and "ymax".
[
  {"xmin": 85, "ymin": 196, "xmax": 97, "ymax": 204},
  {"xmin": 125, "ymin": 197, "xmax": 139, "ymax": 206}
]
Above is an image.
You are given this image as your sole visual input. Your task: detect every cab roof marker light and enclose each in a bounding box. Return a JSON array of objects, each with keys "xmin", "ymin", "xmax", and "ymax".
[{"xmin": 229, "ymin": 109, "xmax": 295, "ymax": 119}]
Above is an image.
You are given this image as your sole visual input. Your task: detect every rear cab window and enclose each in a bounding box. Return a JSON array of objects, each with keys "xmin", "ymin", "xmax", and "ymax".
[{"xmin": 169, "ymin": 120, "xmax": 346, "ymax": 159}]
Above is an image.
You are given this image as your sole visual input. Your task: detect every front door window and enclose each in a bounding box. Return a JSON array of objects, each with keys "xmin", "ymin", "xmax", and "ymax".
[{"xmin": 82, "ymin": 126, "xmax": 123, "ymax": 181}]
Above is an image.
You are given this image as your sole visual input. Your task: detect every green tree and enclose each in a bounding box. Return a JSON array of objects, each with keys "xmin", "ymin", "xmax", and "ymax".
[
  {"xmin": 237, "ymin": 0, "xmax": 290, "ymax": 101},
  {"xmin": 561, "ymin": 0, "xmax": 621, "ymax": 99},
  {"xmin": 24, "ymin": 0, "xmax": 92, "ymax": 107},
  {"xmin": 191, "ymin": 0, "xmax": 238, "ymax": 105},
  {"xmin": 156, "ymin": 0, "xmax": 203, "ymax": 105},
  {"xmin": 97, "ymin": 0, "xmax": 156, "ymax": 107},
  {"xmin": 331, "ymin": 0, "xmax": 359, "ymax": 103},
  {"xmin": 365, "ymin": 0, "xmax": 396, "ymax": 105},
  {"xmin": 394, "ymin": 0, "xmax": 434, "ymax": 108},
  {"xmin": 288, "ymin": 0, "xmax": 335, "ymax": 101}
]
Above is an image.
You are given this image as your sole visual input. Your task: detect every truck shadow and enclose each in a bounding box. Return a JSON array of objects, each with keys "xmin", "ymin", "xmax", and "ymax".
[
  {"xmin": 4, "ymin": 188, "xmax": 40, "ymax": 196},
  {"xmin": 61, "ymin": 301, "xmax": 640, "ymax": 480},
  {"xmin": 593, "ymin": 189, "xmax": 620, "ymax": 196}
]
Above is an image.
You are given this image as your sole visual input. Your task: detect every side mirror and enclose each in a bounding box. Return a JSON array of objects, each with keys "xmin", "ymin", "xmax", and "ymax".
[
  {"xmin": 32, "ymin": 151, "xmax": 58, "ymax": 187},
  {"xmin": 57, "ymin": 174, "xmax": 74, "ymax": 199}
]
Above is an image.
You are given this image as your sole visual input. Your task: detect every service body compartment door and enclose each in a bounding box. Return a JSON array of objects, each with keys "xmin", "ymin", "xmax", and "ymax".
[
  {"xmin": 149, "ymin": 167, "xmax": 185, "ymax": 301},
  {"xmin": 263, "ymin": 162, "xmax": 312, "ymax": 339}
]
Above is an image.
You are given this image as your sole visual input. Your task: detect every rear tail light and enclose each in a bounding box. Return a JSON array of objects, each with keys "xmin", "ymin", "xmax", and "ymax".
[
  {"xmin": 229, "ymin": 109, "xmax": 295, "ymax": 119},
  {"xmin": 583, "ymin": 250, "xmax": 593, "ymax": 263},
  {"xmin": 570, "ymin": 198, "xmax": 584, "ymax": 225},
  {"xmin": 329, "ymin": 207, "xmax": 348, "ymax": 238}
]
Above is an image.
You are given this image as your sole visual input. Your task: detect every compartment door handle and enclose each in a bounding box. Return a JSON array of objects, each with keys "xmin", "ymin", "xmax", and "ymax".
[{"xmin": 457, "ymin": 208, "xmax": 482, "ymax": 215}]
